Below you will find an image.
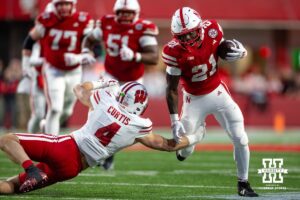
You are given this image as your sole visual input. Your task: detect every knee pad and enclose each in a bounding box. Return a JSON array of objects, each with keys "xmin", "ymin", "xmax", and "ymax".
[{"xmin": 228, "ymin": 123, "xmax": 249, "ymax": 147}]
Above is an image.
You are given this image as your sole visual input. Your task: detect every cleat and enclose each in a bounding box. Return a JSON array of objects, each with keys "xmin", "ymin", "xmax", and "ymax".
[
  {"xmin": 102, "ymin": 156, "xmax": 114, "ymax": 170},
  {"xmin": 238, "ymin": 181, "xmax": 259, "ymax": 197},
  {"xmin": 176, "ymin": 151, "xmax": 186, "ymax": 161},
  {"xmin": 19, "ymin": 167, "xmax": 48, "ymax": 193}
]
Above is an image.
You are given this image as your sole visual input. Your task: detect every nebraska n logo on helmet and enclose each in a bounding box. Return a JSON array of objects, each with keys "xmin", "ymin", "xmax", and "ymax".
[
  {"xmin": 171, "ymin": 7, "xmax": 204, "ymax": 48},
  {"xmin": 118, "ymin": 82, "xmax": 149, "ymax": 116}
]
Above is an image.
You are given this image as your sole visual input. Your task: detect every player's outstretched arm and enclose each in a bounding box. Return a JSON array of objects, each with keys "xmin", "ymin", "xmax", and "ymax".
[
  {"xmin": 74, "ymin": 80, "xmax": 119, "ymax": 108},
  {"xmin": 73, "ymin": 82, "xmax": 94, "ymax": 108},
  {"xmin": 136, "ymin": 132, "xmax": 200, "ymax": 152}
]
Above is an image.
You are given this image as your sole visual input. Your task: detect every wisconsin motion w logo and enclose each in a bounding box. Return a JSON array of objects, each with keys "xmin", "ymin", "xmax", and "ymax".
[{"xmin": 258, "ymin": 158, "xmax": 288, "ymax": 184}]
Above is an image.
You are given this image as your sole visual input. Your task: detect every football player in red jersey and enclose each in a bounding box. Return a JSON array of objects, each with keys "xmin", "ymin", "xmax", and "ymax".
[
  {"xmin": 163, "ymin": 7, "xmax": 258, "ymax": 197},
  {"xmin": 83, "ymin": 0, "xmax": 159, "ymax": 83},
  {"xmin": 22, "ymin": 0, "xmax": 95, "ymax": 135},
  {"xmin": 0, "ymin": 80, "xmax": 201, "ymax": 194},
  {"xmin": 82, "ymin": 0, "xmax": 159, "ymax": 170}
]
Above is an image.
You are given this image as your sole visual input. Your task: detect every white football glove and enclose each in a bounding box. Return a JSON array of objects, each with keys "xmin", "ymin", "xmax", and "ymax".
[
  {"xmin": 92, "ymin": 26, "xmax": 103, "ymax": 40},
  {"xmin": 92, "ymin": 78, "xmax": 120, "ymax": 96},
  {"xmin": 225, "ymin": 39, "xmax": 247, "ymax": 62},
  {"xmin": 171, "ymin": 120, "xmax": 186, "ymax": 143},
  {"xmin": 81, "ymin": 53, "xmax": 96, "ymax": 66},
  {"xmin": 120, "ymin": 44, "xmax": 134, "ymax": 61},
  {"xmin": 29, "ymin": 57, "xmax": 44, "ymax": 67},
  {"xmin": 64, "ymin": 53, "xmax": 96, "ymax": 67},
  {"xmin": 22, "ymin": 55, "xmax": 34, "ymax": 78},
  {"xmin": 92, "ymin": 78, "xmax": 119, "ymax": 89}
]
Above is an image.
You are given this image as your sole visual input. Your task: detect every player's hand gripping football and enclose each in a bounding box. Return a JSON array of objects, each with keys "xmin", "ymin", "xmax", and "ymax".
[
  {"xmin": 225, "ymin": 39, "xmax": 247, "ymax": 61},
  {"xmin": 120, "ymin": 44, "xmax": 135, "ymax": 61},
  {"xmin": 171, "ymin": 120, "xmax": 186, "ymax": 143}
]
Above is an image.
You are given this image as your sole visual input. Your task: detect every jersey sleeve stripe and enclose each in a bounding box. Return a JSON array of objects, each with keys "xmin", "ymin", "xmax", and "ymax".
[
  {"xmin": 93, "ymin": 91, "xmax": 100, "ymax": 104},
  {"xmin": 162, "ymin": 52, "xmax": 177, "ymax": 61},
  {"xmin": 139, "ymin": 128, "xmax": 152, "ymax": 133},
  {"xmin": 162, "ymin": 57, "xmax": 178, "ymax": 66},
  {"xmin": 166, "ymin": 66, "xmax": 182, "ymax": 76},
  {"xmin": 141, "ymin": 125, "xmax": 152, "ymax": 129}
]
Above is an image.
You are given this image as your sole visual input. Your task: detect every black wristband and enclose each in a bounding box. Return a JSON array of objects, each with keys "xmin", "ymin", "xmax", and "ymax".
[{"xmin": 23, "ymin": 35, "xmax": 36, "ymax": 50}]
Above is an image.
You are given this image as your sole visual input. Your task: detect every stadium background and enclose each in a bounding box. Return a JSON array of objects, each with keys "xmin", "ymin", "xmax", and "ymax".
[{"xmin": 0, "ymin": 1, "xmax": 299, "ymax": 199}]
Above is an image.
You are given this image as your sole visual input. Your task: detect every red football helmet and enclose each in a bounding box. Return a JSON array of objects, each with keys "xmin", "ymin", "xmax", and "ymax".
[
  {"xmin": 113, "ymin": 0, "xmax": 140, "ymax": 24},
  {"xmin": 171, "ymin": 7, "xmax": 204, "ymax": 48},
  {"xmin": 52, "ymin": 0, "xmax": 76, "ymax": 17},
  {"xmin": 117, "ymin": 81, "xmax": 148, "ymax": 116}
]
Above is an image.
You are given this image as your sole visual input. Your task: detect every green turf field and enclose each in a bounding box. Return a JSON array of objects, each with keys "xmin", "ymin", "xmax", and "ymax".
[{"xmin": 0, "ymin": 129, "xmax": 299, "ymax": 199}]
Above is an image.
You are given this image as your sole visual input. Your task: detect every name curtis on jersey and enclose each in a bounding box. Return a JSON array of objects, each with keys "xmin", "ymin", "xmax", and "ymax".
[{"xmin": 107, "ymin": 106, "xmax": 131, "ymax": 125}]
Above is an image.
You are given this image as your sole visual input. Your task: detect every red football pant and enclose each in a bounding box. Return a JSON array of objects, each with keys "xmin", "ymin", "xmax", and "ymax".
[{"xmin": 15, "ymin": 133, "xmax": 83, "ymax": 186}]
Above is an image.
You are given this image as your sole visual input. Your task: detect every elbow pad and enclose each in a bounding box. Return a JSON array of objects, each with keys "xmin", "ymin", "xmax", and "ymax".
[{"xmin": 23, "ymin": 35, "xmax": 36, "ymax": 50}]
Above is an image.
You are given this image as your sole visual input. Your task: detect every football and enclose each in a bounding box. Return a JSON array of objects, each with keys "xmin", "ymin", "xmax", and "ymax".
[{"xmin": 217, "ymin": 40, "xmax": 236, "ymax": 59}]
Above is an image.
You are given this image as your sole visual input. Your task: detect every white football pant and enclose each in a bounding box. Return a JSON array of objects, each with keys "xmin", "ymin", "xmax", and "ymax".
[
  {"xmin": 179, "ymin": 83, "xmax": 249, "ymax": 181},
  {"xmin": 43, "ymin": 63, "xmax": 82, "ymax": 135},
  {"xmin": 28, "ymin": 70, "xmax": 46, "ymax": 133}
]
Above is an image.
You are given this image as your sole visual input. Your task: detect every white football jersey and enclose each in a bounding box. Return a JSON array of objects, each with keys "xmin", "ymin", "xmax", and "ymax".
[{"xmin": 72, "ymin": 89, "xmax": 152, "ymax": 167}]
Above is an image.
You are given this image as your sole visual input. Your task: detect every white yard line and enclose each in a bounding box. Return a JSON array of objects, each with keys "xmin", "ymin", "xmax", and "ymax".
[
  {"xmin": 162, "ymin": 192, "xmax": 300, "ymax": 200},
  {"xmin": 62, "ymin": 181, "xmax": 235, "ymax": 189},
  {"xmin": 62, "ymin": 181, "xmax": 300, "ymax": 191}
]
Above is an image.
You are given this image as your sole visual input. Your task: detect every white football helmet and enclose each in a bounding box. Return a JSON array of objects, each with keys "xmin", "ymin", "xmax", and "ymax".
[
  {"xmin": 117, "ymin": 82, "xmax": 148, "ymax": 116},
  {"xmin": 45, "ymin": 2, "xmax": 54, "ymax": 12},
  {"xmin": 171, "ymin": 7, "xmax": 204, "ymax": 47},
  {"xmin": 113, "ymin": 0, "xmax": 140, "ymax": 24},
  {"xmin": 52, "ymin": 0, "xmax": 77, "ymax": 16}
]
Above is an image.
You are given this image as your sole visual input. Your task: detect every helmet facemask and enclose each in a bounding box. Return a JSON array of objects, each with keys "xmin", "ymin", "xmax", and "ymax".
[
  {"xmin": 52, "ymin": 0, "xmax": 76, "ymax": 18},
  {"xmin": 174, "ymin": 25, "xmax": 204, "ymax": 48},
  {"xmin": 116, "ymin": 10, "xmax": 137, "ymax": 24}
]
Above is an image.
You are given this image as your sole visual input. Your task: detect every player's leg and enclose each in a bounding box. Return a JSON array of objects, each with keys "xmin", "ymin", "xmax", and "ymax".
[
  {"xmin": 60, "ymin": 67, "xmax": 82, "ymax": 126},
  {"xmin": 0, "ymin": 133, "xmax": 48, "ymax": 193},
  {"xmin": 0, "ymin": 175, "xmax": 19, "ymax": 194},
  {"xmin": 213, "ymin": 84, "xmax": 258, "ymax": 197},
  {"xmin": 28, "ymin": 79, "xmax": 46, "ymax": 133},
  {"xmin": 176, "ymin": 90, "xmax": 207, "ymax": 160},
  {"xmin": 43, "ymin": 64, "xmax": 66, "ymax": 135}
]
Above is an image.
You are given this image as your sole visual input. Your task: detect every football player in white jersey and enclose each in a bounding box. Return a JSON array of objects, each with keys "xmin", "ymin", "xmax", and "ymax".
[{"xmin": 0, "ymin": 79, "xmax": 201, "ymax": 194}]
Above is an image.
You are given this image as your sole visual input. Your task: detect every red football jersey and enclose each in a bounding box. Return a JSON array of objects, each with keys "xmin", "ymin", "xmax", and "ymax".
[
  {"xmin": 37, "ymin": 11, "xmax": 92, "ymax": 70},
  {"xmin": 163, "ymin": 20, "xmax": 224, "ymax": 95},
  {"xmin": 101, "ymin": 15, "xmax": 158, "ymax": 82}
]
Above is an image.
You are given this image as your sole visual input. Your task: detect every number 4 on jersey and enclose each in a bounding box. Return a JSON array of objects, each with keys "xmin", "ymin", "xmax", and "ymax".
[{"xmin": 95, "ymin": 123, "xmax": 121, "ymax": 146}]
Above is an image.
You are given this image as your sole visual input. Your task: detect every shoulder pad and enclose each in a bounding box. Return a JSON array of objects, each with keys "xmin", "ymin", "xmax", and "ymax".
[
  {"xmin": 101, "ymin": 15, "xmax": 114, "ymax": 25},
  {"xmin": 203, "ymin": 19, "xmax": 223, "ymax": 40},
  {"xmin": 135, "ymin": 19, "xmax": 159, "ymax": 35},
  {"xmin": 162, "ymin": 42, "xmax": 180, "ymax": 61},
  {"xmin": 37, "ymin": 12, "xmax": 58, "ymax": 28}
]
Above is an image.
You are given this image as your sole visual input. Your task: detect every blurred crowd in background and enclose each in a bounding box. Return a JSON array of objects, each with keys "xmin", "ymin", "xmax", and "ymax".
[{"xmin": 0, "ymin": 0, "xmax": 299, "ymax": 130}]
